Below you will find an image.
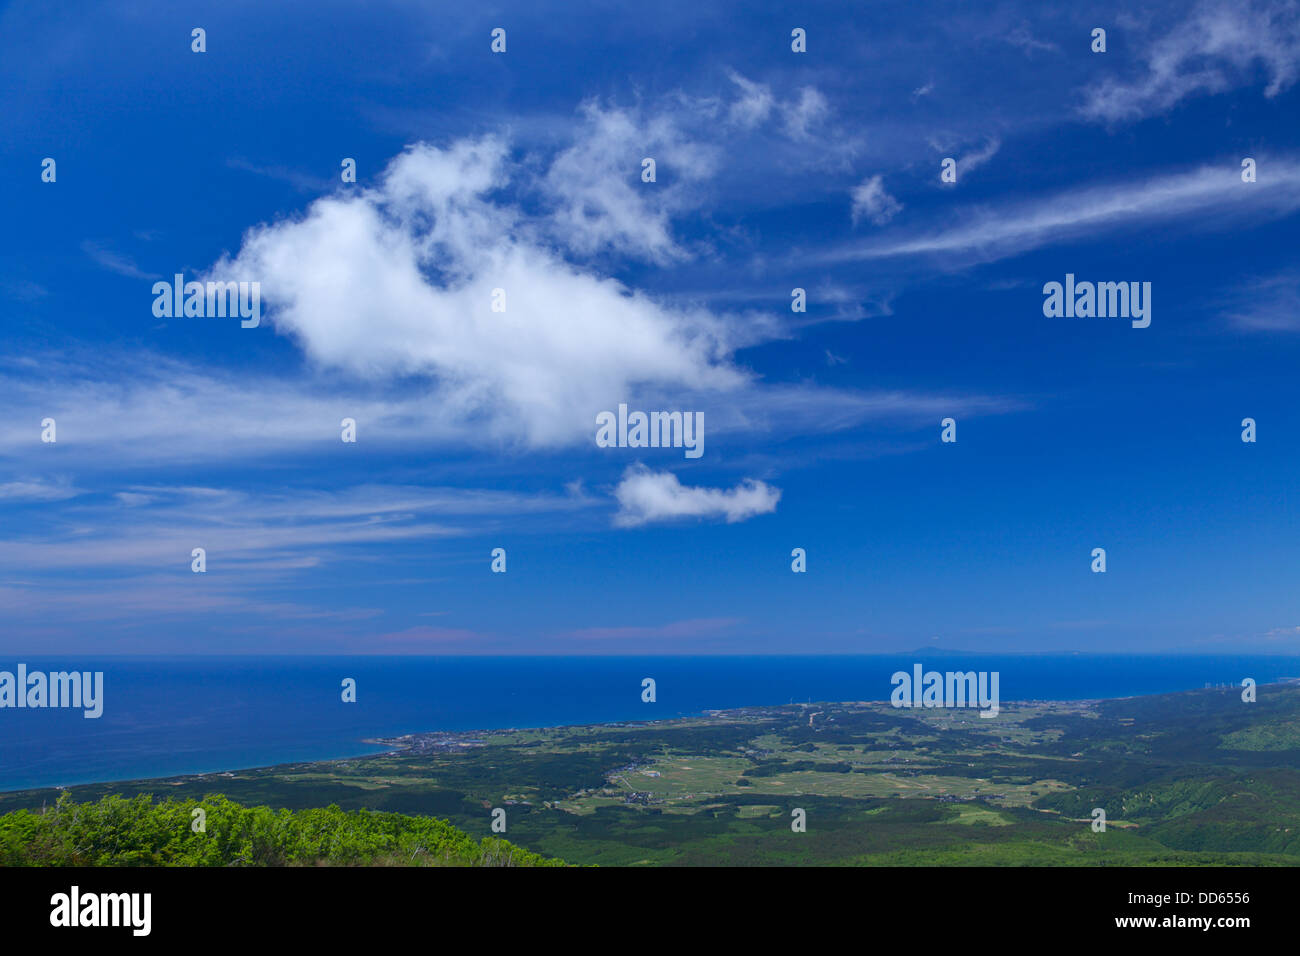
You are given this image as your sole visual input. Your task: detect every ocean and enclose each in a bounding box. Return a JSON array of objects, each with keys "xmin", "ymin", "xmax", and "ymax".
[{"xmin": 3, "ymin": 654, "xmax": 1297, "ymax": 793}]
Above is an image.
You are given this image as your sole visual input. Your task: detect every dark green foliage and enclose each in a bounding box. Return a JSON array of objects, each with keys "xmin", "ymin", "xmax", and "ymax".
[{"xmin": 0, "ymin": 793, "xmax": 563, "ymax": 867}]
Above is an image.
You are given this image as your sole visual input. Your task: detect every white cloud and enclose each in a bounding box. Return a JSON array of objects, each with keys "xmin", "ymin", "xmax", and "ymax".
[
  {"xmin": 826, "ymin": 156, "xmax": 1300, "ymax": 265},
  {"xmin": 227, "ymin": 156, "xmax": 334, "ymax": 193},
  {"xmin": 201, "ymin": 132, "xmax": 1011, "ymax": 455},
  {"xmin": 1081, "ymin": 0, "xmax": 1300, "ymax": 121},
  {"xmin": 613, "ymin": 465, "xmax": 780, "ymax": 527},
  {"xmin": 0, "ymin": 482, "xmax": 595, "ymax": 572},
  {"xmin": 1, "ymin": 279, "xmax": 48, "ymax": 301},
  {"xmin": 1004, "ymin": 25, "xmax": 1058, "ymax": 55},
  {"xmin": 543, "ymin": 99, "xmax": 719, "ymax": 263},
  {"xmin": 0, "ymin": 477, "xmax": 80, "ymax": 501},
  {"xmin": 115, "ymin": 491, "xmax": 155, "ymax": 506},
  {"xmin": 0, "ymin": 349, "xmax": 1021, "ymax": 466},
  {"xmin": 81, "ymin": 240, "xmax": 160, "ymax": 280},
  {"xmin": 210, "ymin": 136, "xmax": 746, "ymax": 449},
  {"xmin": 1223, "ymin": 272, "xmax": 1300, "ymax": 331},
  {"xmin": 0, "ymin": 351, "xmax": 496, "ymax": 463},
  {"xmin": 727, "ymin": 71, "xmax": 775, "ymax": 128},
  {"xmin": 1, "ymin": 109, "xmax": 1025, "ymax": 470},
  {"xmin": 850, "ymin": 175, "xmax": 903, "ymax": 226},
  {"xmin": 782, "ymin": 87, "xmax": 829, "ymax": 140},
  {"xmin": 953, "ymin": 137, "xmax": 1001, "ymax": 178}
]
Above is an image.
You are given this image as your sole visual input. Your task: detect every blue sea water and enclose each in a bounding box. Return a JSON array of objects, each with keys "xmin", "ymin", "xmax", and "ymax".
[{"xmin": 3, "ymin": 654, "xmax": 1298, "ymax": 793}]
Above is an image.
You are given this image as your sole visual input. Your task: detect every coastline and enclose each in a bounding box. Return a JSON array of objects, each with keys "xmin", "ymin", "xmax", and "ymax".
[
  {"xmin": 8, "ymin": 671, "xmax": 1298, "ymax": 797},
  {"xmin": 2, "ymin": 694, "xmax": 1100, "ymax": 799}
]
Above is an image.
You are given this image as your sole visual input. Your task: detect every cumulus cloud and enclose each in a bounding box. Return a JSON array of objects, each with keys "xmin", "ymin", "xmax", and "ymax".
[
  {"xmin": 543, "ymin": 99, "xmax": 719, "ymax": 263},
  {"xmin": 0, "ymin": 104, "xmax": 1021, "ymax": 471},
  {"xmin": 201, "ymin": 128, "xmax": 1003, "ymax": 455},
  {"xmin": 850, "ymin": 175, "xmax": 903, "ymax": 226},
  {"xmin": 209, "ymin": 137, "xmax": 748, "ymax": 449},
  {"xmin": 612, "ymin": 464, "xmax": 780, "ymax": 527},
  {"xmin": 1081, "ymin": 0, "xmax": 1300, "ymax": 121}
]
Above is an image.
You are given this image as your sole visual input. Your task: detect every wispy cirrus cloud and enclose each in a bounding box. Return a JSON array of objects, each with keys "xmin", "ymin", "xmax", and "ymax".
[
  {"xmin": 566, "ymin": 617, "xmax": 742, "ymax": 641},
  {"xmin": 1080, "ymin": 0, "xmax": 1300, "ymax": 122},
  {"xmin": 226, "ymin": 157, "xmax": 335, "ymax": 193},
  {"xmin": 0, "ymin": 476, "xmax": 80, "ymax": 501},
  {"xmin": 0, "ymin": 482, "xmax": 594, "ymax": 572},
  {"xmin": 1, "ymin": 279, "xmax": 48, "ymax": 301},
  {"xmin": 1221, "ymin": 271, "xmax": 1300, "ymax": 332},
  {"xmin": 781, "ymin": 86, "xmax": 830, "ymax": 140},
  {"xmin": 1262, "ymin": 625, "xmax": 1300, "ymax": 641},
  {"xmin": 0, "ymin": 348, "xmax": 1023, "ymax": 469},
  {"xmin": 821, "ymin": 156, "xmax": 1300, "ymax": 266},
  {"xmin": 1003, "ymin": 24, "xmax": 1059, "ymax": 56},
  {"xmin": 726, "ymin": 70, "xmax": 775, "ymax": 128},
  {"xmin": 950, "ymin": 137, "xmax": 1001, "ymax": 180},
  {"xmin": 0, "ymin": 575, "xmax": 385, "ymax": 625},
  {"xmin": 81, "ymin": 240, "xmax": 160, "ymax": 280}
]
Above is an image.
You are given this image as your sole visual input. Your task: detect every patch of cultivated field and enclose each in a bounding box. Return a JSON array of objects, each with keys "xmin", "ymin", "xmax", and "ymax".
[
  {"xmin": 992, "ymin": 778, "xmax": 1072, "ymax": 807},
  {"xmin": 739, "ymin": 770, "xmax": 989, "ymax": 799},
  {"xmin": 554, "ymin": 795, "xmax": 627, "ymax": 815},
  {"xmin": 940, "ymin": 804, "xmax": 1014, "ymax": 826},
  {"xmin": 622, "ymin": 756, "xmax": 753, "ymax": 797}
]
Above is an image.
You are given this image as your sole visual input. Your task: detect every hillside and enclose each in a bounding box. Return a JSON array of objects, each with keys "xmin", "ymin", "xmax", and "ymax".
[{"xmin": 0, "ymin": 793, "xmax": 563, "ymax": 867}]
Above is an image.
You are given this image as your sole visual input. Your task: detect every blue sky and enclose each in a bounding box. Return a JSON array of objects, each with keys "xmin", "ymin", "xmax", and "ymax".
[{"xmin": 2, "ymin": 0, "xmax": 1298, "ymax": 655}]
